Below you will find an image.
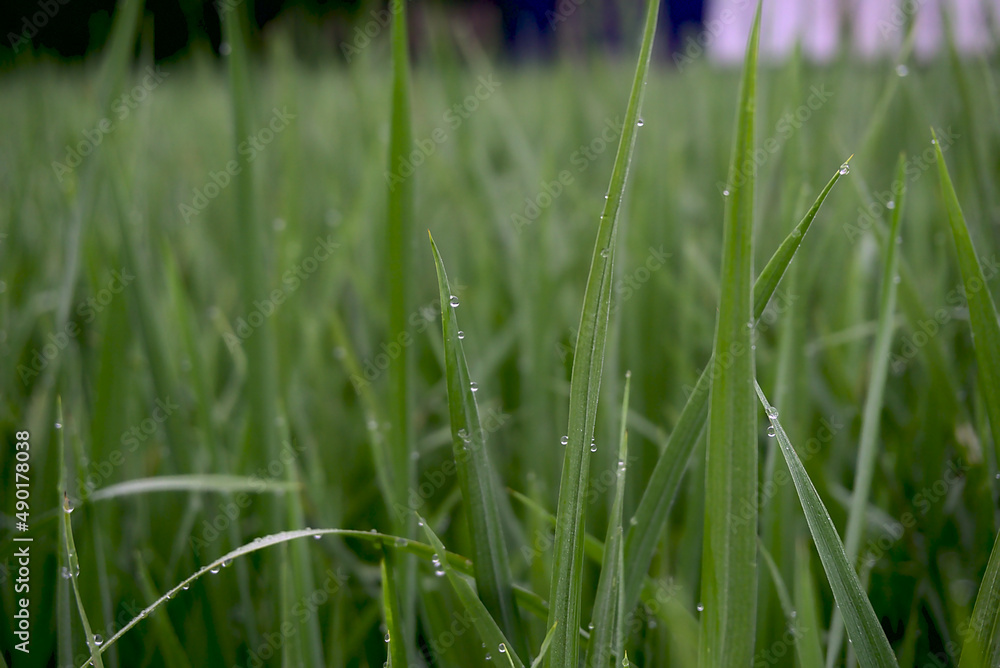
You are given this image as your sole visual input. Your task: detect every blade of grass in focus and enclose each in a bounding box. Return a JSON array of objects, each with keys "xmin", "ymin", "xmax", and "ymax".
[
  {"xmin": 529, "ymin": 623, "xmax": 559, "ymax": 668},
  {"xmin": 418, "ymin": 515, "xmax": 525, "ymax": 667},
  {"xmin": 429, "ymin": 232, "xmax": 527, "ymax": 656},
  {"xmin": 827, "ymin": 153, "xmax": 907, "ymax": 667},
  {"xmin": 931, "ymin": 128, "xmax": 1000, "ymax": 668},
  {"xmin": 755, "ymin": 382, "xmax": 899, "ymax": 668},
  {"xmin": 381, "ymin": 556, "xmax": 408, "ymax": 667},
  {"xmin": 544, "ymin": 0, "xmax": 659, "ymax": 664},
  {"xmin": 586, "ymin": 372, "xmax": 630, "ymax": 668},
  {"xmin": 698, "ymin": 4, "xmax": 761, "ymax": 665},
  {"xmin": 623, "ymin": 159, "xmax": 850, "ymax": 611}
]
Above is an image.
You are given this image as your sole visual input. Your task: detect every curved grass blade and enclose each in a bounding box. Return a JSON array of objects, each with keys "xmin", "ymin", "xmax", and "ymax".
[
  {"xmin": 429, "ymin": 232, "xmax": 527, "ymax": 656},
  {"xmin": 545, "ymin": 0, "xmax": 660, "ymax": 664},
  {"xmin": 931, "ymin": 128, "xmax": 1000, "ymax": 668},
  {"xmin": 381, "ymin": 556, "xmax": 408, "ymax": 667},
  {"xmin": 587, "ymin": 372, "xmax": 631, "ymax": 668},
  {"xmin": 755, "ymin": 382, "xmax": 899, "ymax": 668},
  {"xmin": 530, "ymin": 623, "xmax": 559, "ymax": 668},
  {"xmin": 418, "ymin": 515, "xmax": 526, "ymax": 667},
  {"xmin": 623, "ymin": 159, "xmax": 850, "ymax": 611},
  {"xmin": 827, "ymin": 153, "xmax": 907, "ymax": 667},
  {"xmin": 698, "ymin": 4, "xmax": 761, "ymax": 665},
  {"xmin": 85, "ymin": 475, "xmax": 299, "ymax": 502}
]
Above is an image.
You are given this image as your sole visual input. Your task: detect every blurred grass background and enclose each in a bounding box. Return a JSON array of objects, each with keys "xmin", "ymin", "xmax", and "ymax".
[{"xmin": 2, "ymin": 13, "xmax": 1000, "ymax": 666}]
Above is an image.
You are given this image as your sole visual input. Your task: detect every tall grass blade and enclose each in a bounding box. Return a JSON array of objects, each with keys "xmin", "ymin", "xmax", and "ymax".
[
  {"xmin": 827, "ymin": 153, "xmax": 907, "ymax": 667},
  {"xmin": 623, "ymin": 160, "xmax": 850, "ymax": 610},
  {"xmin": 755, "ymin": 382, "xmax": 899, "ymax": 668},
  {"xmin": 545, "ymin": 0, "xmax": 660, "ymax": 663},
  {"xmin": 529, "ymin": 623, "xmax": 559, "ymax": 668},
  {"xmin": 429, "ymin": 232, "xmax": 526, "ymax": 656},
  {"xmin": 698, "ymin": 4, "xmax": 761, "ymax": 665},
  {"xmin": 586, "ymin": 372, "xmax": 630, "ymax": 668},
  {"xmin": 86, "ymin": 475, "xmax": 299, "ymax": 502},
  {"xmin": 931, "ymin": 128, "xmax": 1000, "ymax": 668},
  {"xmin": 380, "ymin": 556, "xmax": 408, "ymax": 667},
  {"xmin": 418, "ymin": 515, "xmax": 526, "ymax": 667}
]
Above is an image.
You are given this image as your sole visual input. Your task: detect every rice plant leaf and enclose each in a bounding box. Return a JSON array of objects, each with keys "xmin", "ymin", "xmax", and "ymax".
[
  {"xmin": 795, "ymin": 539, "xmax": 826, "ymax": 668},
  {"xmin": 932, "ymin": 128, "xmax": 1000, "ymax": 668},
  {"xmin": 381, "ymin": 556, "xmax": 408, "ymax": 668},
  {"xmin": 418, "ymin": 515, "xmax": 526, "ymax": 667},
  {"xmin": 827, "ymin": 153, "xmax": 906, "ymax": 667},
  {"xmin": 86, "ymin": 475, "xmax": 299, "ymax": 502},
  {"xmin": 545, "ymin": 0, "xmax": 660, "ymax": 663},
  {"xmin": 587, "ymin": 372, "xmax": 631, "ymax": 668},
  {"xmin": 622, "ymin": 158, "xmax": 849, "ymax": 615},
  {"xmin": 698, "ymin": 4, "xmax": 761, "ymax": 666},
  {"xmin": 529, "ymin": 623, "xmax": 559, "ymax": 668},
  {"xmin": 429, "ymin": 231, "xmax": 527, "ymax": 656},
  {"xmin": 755, "ymin": 382, "xmax": 899, "ymax": 668}
]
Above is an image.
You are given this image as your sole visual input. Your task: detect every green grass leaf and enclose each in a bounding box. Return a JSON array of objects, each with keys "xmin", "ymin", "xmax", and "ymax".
[
  {"xmin": 931, "ymin": 128, "xmax": 1000, "ymax": 668},
  {"xmin": 586, "ymin": 372, "xmax": 630, "ymax": 668},
  {"xmin": 795, "ymin": 538, "xmax": 826, "ymax": 668},
  {"xmin": 698, "ymin": 4, "xmax": 761, "ymax": 665},
  {"xmin": 545, "ymin": 0, "xmax": 660, "ymax": 664},
  {"xmin": 622, "ymin": 156, "xmax": 850, "ymax": 616},
  {"xmin": 381, "ymin": 556, "xmax": 408, "ymax": 667},
  {"xmin": 827, "ymin": 153, "xmax": 907, "ymax": 666},
  {"xmin": 755, "ymin": 382, "xmax": 899, "ymax": 668},
  {"xmin": 418, "ymin": 515, "xmax": 526, "ymax": 667},
  {"xmin": 428, "ymin": 231, "xmax": 526, "ymax": 656},
  {"xmin": 529, "ymin": 623, "xmax": 559, "ymax": 668}
]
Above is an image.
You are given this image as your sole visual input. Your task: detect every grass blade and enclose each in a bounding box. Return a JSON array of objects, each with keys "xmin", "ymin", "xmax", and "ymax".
[
  {"xmin": 381, "ymin": 556, "xmax": 408, "ymax": 667},
  {"xmin": 418, "ymin": 515, "xmax": 526, "ymax": 667},
  {"xmin": 429, "ymin": 232, "xmax": 527, "ymax": 656},
  {"xmin": 545, "ymin": 0, "xmax": 660, "ymax": 664},
  {"xmin": 586, "ymin": 372, "xmax": 630, "ymax": 668},
  {"xmin": 85, "ymin": 475, "xmax": 299, "ymax": 502},
  {"xmin": 623, "ymin": 163, "xmax": 850, "ymax": 614},
  {"xmin": 827, "ymin": 153, "xmax": 907, "ymax": 666},
  {"xmin": 755, "ymin": 382, "xmax": 899, "ymax": 668},
  {"xmin": 530, "ymin": 623, "xmax": 559, "ymax": 668},
  {"xmin": 698, "ymin": 4, "xmax": 761, "ymax": 666},
  {"xmin": 931, "ymin": 128, "xmax": 1000, "ymax": 668}
]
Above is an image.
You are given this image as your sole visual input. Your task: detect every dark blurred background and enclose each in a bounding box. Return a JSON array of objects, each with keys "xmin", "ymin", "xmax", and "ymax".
[{"xmin": 0, "ymin": 0, "xmax": 706, "ymax": 64}]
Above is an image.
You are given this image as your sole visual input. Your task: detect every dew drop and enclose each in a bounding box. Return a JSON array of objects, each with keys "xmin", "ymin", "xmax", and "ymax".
[
  {"xmin": 767, "ymin": 425, "xmax": 776, "ymax": 438},
  {"xmin": 623, "ymin": 658, "xmax": 630, "ymax": 667},
  {"xmin": 435, "ymin": 569, "xmax": 445, "ymax": 577},
  {"xmin": 722, "ymin": 188, "xmax": 730, "ymax": 196},
  {"xmin": 210, "ymin": 566, "xmax": 220, "ymax": 574},
  {"xmin": 747, "ymin": 320, "xmax": 754, "ymax": 329},
  {"xmin": 395, "ymin": 537, "xmax": 407, "ymax": 547},
  {"xmin": 63, "ymin": 493, "xmax": 74, "ymax": 514},
  {"xmin": 457, "ymin": 331, "xmax": 465, "ymax": 340},
  {"xmin": 839, "ymin": 163, "xmax": 851, "ymax": 175},
  {"xmin": 995, "ymin": 473, "xmax": 1000, "ymax": 480},
  {"xmin": 182, "ymin": 584, "xmax": 190, "ymax": 590},
  {"xmin": 886, "ymin": 200, "xmax": 895, "ymax": 210},
  {"xmin": 931, "ymin": 138, "xmax": 937, "ymax": 145},
  {"xmin": 499, "ymin": 643, "xmax": 507, "ymax": 653},
  {"xmin": 637, "ymin": 118, "xmax": 644, "ymax": 127},
  {"xmin": 222, "ymin": 559, "xmax": 232, "ymax": 568},
  {"xmin": 696, "ymin": 602, "xmax": 704, "ymax": 612},
  {"xmin": 485, "ymin": 653, "xmax": 492, "ymax": 661},
  {"xmin": 765, "ymin": 406, "xmax": 778, "ymax": 419},
  {"xmin": 54, "ymin": 422, "xmax": 62, "ymax": 429},
  {"xmin": 895, "ymin": 64, "xmax": 909, "ymax": 77},
  {"xmin": 313, "ymin": 533, "xmax": 321, "ymax": 540},
  {"xmin": 560, "ymin": 435, "xmax": 569, "ymax": 446},
  {"xmin": 93, "ymin": 634, "xmax": 103, "ymax": 647},
  {"xmin": 600, "ymin": 247, "xmax": 610, "ymax": 258},
  {"xmin": 449, "ymin": 295, "xmax": 460, "ymax": 307},
  {"xmin": 61, "ymin": 566, "xmax": 71, "ymax": 579},
  {"xmin": 629, "ymin": 516, "xmax": 638, "ymax": 526},
  {"xmin": 790, "ymin": 609, "xmax": 798, "ymax": 618},
  {"xmin": 588, "ymin": 622, "xmax": 595, "ymax": 630},
  {"xmin": 470, "ymin": 382, "xmax": 478, "ymax": 392},
  {"xmin": 590, "ymin": 439, "xmax": 597, "ymax": 453},
  {"xmin": 385, "ymin": 632, "xmax": 391, "ymax": 642}
]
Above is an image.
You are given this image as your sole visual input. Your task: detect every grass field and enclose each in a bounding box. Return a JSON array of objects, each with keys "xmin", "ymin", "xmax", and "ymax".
[{"xmin": 3, "ymin": 1, "xmax": 1000, "ymax": 666}]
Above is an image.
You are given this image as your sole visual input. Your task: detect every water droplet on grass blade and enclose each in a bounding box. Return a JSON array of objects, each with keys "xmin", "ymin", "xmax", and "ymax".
[
  {"xmin": 470, "ymin": 382, "xmax": 478, "ymax": 392},
  {"xmin": 601, "ymin": 247, "xmax": 610, "ymax": 258},
  {"xmin": 55, "ymin": 422, "xmax": 62, "ymax": 429},
  {"xmin": 637, "ymin": 118, "xmax": 644, "ymax": 127},
  {"xmin": 499, "ymin": 643, "xmax": 506, "ymax": 653},
  {"xmin": 896, "ymin": 64, "xmax": 909, "ymax": 76},
  {"xmin": 385, "ymin": 632, "xmax": 391, "ymax": 642},
  {"xmin": 449, "ymin": 295, "xmax": 460, "ymax": 307},
  {"xmin": 210, "ymin": 566, "xmax": 220, "ymax": 574},
  {"xmin": 560, "ymin": 435, "xmax": 569, "ymax": 446},
  {"xmin": 696, "ymin": 602, "xmax": 704, "ymax": 612},
  {"xmin": 93, "ymin": 635, "xmax": 103, "ymax": 646},
  {"xmin": 766, "ymin": 406, "xmax": 778, "ymax": 419},
  {"xmin": 839, "ymin": 163, "xmax": 851, "ymax": 175},
  {"xmin": 766, "ymin": 425, "xmax": 776, "ymax": 437},
  {"xmin": 457, "ymin": 330, "xmax": 464, "ymax": 339}
]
